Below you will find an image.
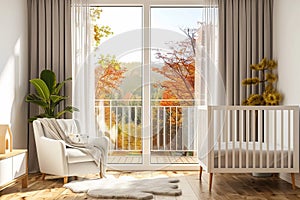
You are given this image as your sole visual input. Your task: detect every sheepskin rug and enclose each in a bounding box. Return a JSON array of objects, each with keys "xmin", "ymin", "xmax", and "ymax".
[{"xmin": 64, "ymin": 175, "xmax": 182, "ymax": 199}]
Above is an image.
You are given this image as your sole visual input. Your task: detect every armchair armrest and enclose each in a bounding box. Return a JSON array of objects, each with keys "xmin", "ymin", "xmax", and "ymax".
[
  {"xmin": 87, "ymin": 136, "xmax": 109, "ymax": 170},
  {"xmin": 36, "ymin": 137, "xmax": 68, "ymax": 176},
  {"xmin": 88, "ymin": 136, "xmax": 109, "ymax": 151}
]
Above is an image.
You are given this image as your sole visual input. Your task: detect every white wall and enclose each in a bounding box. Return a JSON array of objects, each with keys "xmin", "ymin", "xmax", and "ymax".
[
  {"xmin": 273, "ymin": 0, "xmax": 300, "ymax": 187},
  {"xmin": 0, "ymin": 0, "xmax": 28, "ymax": 148}
]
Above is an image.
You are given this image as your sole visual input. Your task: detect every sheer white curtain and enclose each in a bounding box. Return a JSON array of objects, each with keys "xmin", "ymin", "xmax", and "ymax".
[
  {"xmin": 196, "ymin": 0, "xmax": 224, "ymax": 159},
  {"xmin": 195, "ymin": 0, "xmax": 225, "ymax": 106},
  {"xmin": 71, "ymin": 0, "xmax": 96, "ymax": 136}
]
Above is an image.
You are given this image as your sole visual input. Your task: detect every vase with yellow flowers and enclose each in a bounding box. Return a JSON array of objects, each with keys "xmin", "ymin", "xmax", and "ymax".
[{"xmin": 242, "ymin": 58, "xmax": 282, "ymax": 105}]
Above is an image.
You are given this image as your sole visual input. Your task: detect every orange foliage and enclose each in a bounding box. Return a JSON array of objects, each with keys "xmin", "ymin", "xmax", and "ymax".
[
  {"xmin": 159, "ymin": 90, "xmax": 179, "ymax": 106},
  {"xmin": 152, "ymin": 40, "xmax": 195, "ymax": 104},
  {"xmin": 95, "ymin": 55, "xmax": 126, "ymax": 99},
  {"xmin": 95, "ymin": 56, "xmax": 126, "ymax": 132},
  {"xmin": 152, "ymin": 33, "xmax": 196, "ymax": 132}
]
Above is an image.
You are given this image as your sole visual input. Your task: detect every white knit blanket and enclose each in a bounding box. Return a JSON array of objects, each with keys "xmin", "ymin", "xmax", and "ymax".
[{"xmin": 37, "ymin": 118, "xmax": 106, "ymax": 176}]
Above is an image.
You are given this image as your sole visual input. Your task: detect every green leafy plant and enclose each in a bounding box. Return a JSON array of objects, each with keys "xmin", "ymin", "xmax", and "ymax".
[
  {"xmin": 242, "ymin": 58, "xmax": 282, "ymax": 105},
  {"xmin": 26, "ymin": 69, "xmax": 79, "ymax": 122}
]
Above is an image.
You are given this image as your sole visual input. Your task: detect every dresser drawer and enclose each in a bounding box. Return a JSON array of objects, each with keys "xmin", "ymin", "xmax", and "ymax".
[
  {"xmin": 13, "ymin": 153, "xmax": 26, "ymax": 179},
  {"xmin": 0, "ymin": 150, "xmax": 28, "ymax": 190},
  {"xmin": 0, "ymin": 157, "xmax": 13, "ymax": 186}
]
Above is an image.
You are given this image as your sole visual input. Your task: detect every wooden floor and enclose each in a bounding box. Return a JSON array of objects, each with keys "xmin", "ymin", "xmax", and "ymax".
[
  {"xmin": 108, "ymin": 156, "xmax": 198, "ymax": 164},
  {"xmin": 150, "ymin": 156, "xmax": 198, "ymax": 164},
  {"xmin": 108, "ymin": 156, "xmax": 142, "ymax": 164},
  {"xmin": 1, "ymin": 171, "xmax": 300, "ymax": 200}
]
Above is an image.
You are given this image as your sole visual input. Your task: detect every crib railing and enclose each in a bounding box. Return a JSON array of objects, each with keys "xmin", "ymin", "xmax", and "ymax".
[{"xmin": 197, "ymin": 106, "xmax": 299, "ymax": 173}]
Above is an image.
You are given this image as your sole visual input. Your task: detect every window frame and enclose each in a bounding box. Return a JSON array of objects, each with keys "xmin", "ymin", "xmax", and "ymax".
[{"xmin": 89, "ymin": 0, "xmax": 205, "ymax": 169}]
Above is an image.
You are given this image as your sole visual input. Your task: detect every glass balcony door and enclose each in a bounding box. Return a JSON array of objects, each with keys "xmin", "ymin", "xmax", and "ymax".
[
  {"xmin": 150, "ymin": 7, "xmax": 202, "ymax": 165},
  {"xmin": 91, "ymin": 6, "xmax": 143, "ymax": 165},
  {"xmin": 91, "ymin": 4, "xmax": 205, "ymax": 170}
]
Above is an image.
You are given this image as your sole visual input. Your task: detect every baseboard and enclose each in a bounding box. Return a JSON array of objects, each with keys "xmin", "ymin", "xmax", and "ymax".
[{"xmin": 279, "ymin": 173, "xmax": 300, "ymax": 187}]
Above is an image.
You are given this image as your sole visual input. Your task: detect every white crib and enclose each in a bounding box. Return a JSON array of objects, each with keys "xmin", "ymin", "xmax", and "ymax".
[{"xmin": 197, "ymin": 106, "xmax": 299, "ymax": 191}]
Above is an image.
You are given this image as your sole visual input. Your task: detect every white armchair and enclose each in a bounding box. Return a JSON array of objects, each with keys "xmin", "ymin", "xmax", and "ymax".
[{"xmin": 32, "ymin": 119, "xmax": 109, "ymax": 184}]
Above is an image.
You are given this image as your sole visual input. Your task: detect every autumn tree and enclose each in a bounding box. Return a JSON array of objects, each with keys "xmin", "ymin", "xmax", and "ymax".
[
  {"xmin": 95, "ymin": 55, "xmax": 127, "ymax": 99},
  {"xmin": 151, "ymin": 29, "xmax": 198, "ymax": 151},
  {"xmin": 152, "ymin": 28, "xmax": 197, "ymax": 107},
  {"xmin": 90, "ymin": 8, "xmax": 127, "ymax": 99},
  {"xmin": 90, "ymin": 8, "xmax": 113, "ymax": 47}
]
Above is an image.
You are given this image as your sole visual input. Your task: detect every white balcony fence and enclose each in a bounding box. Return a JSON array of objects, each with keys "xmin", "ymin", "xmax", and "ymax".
[{"xmin": 95, "ymin": 99, "xmax": 197, "ymax": 154}]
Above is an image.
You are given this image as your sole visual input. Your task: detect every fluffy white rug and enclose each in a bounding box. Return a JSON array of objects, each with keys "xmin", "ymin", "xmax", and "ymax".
[{"xmin": 64, "ymin": 175, "xmax": 182, "ymax": 199}]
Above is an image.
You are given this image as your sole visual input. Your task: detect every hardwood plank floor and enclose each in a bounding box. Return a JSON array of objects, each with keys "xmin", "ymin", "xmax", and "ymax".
[
  {"xmin": 1, "ymin": 171, "xmax": 300, "ymax": 200},
  {"xmin": 108, "ymin": 156, "xmax": 198, "ymax": 164}
]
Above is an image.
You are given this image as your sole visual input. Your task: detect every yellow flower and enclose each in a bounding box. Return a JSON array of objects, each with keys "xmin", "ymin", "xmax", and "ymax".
[
  {"xmin": 250, "ymin": 64, "xmax": 264, "ymax": 71},
  {"xmin": 264, "ymin": 91, "xmax": 281, "ymax": 105},
  {"xmin": 259, "ymin": 58, "xmax": 267, "ymax": 66},
  {"xmin": 242, "ymin": 77, "xmax": 260, "ymax": 85},
  {"xmin": 265, "ymin": 73, "xmax": 278, "ymax": 83},
  {"xmin": 242, "ymin": 99, "xmax": 249, "ymax": 105},
  {"xmin": 246, "ymin": 94, "xmax": 265, "ymax": 105},
  {"xmin": 250, "ymin": 64, "xmax": 256, "ymax": 70},
  {"xmin": 241, "ymin": 58, "xmax": 282, "ymax": 106},
  {"xmin": 267, "ymin": 59, "xmax": 277, "ymax": 70},
  {"xmin": 265, "ymin": 93, "xmax": 279, "ymax": 105},
  {"xmin": 265, "ymin": 83, "xmax": 273, "ymax": 92}
]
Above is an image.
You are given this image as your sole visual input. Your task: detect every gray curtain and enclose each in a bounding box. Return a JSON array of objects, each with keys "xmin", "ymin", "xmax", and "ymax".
[
  {"xmin": 218, "ymin": 0, "xmax": 274, "ymax": 105},
  {"xmin": 27, "ymin": 0, "xmax": 72, "ymax": 172}
]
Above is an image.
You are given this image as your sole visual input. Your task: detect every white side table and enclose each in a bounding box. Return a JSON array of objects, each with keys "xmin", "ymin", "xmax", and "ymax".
[{"xmin": 0, "ymin": 149, "xmax": 28, "ymax": 191}]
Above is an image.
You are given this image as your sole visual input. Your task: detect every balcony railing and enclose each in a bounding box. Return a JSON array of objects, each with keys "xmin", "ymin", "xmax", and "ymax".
[{"xmin": 95, "ymin": 99, "xmax": 197, "ymax": 155}]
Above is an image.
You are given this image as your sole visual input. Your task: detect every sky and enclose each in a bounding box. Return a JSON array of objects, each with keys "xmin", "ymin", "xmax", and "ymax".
[
  {"xmin": 151, "ymin": 7, "xmax": 203, "ymax": 32},
  {"xmin": 96, "ymin": 6, "xmax": 203, "ymax": 63}
]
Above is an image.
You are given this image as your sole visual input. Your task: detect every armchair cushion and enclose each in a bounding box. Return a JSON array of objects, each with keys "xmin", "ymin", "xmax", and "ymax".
[{"xmin": 66, "ymin": 148, "xmax": 94, "ymax": 164}]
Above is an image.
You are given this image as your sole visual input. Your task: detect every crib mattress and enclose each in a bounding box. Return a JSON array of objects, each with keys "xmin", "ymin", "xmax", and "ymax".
[{"xmin": 213, "ymin": 142, "xmax": 293, "ymax": 168}]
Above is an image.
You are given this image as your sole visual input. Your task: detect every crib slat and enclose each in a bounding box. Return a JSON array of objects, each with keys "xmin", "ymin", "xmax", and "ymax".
[
  {"xmin": 274, "ymin": 111, "xmax": 277, "ymax": 169},
  {"xmin": 259, "ymin": 110, "xmax": 263, "ymax": 169},
  {"xmin": 288, "ymin": 110, "xmax": 291, "ymax": 169},
  {"xmin": 252, "ymin": 110, "xmax": 256, "ymax": 168},
  {"xmin": 293, "ymin": 108, "xmax": 299, "ymax": 171},
  {"xmin": 225, "ymin": 110, "xmax": 229, "ymax": 169},
  {"xmin": 246, "ymin": 110, "xmax": 249, "ymax": 169},
  {"xmin": 218, "ymin": 110, "xmax": 221, "ymax": 169},
  {"xmin": 266, "ymin": 110, "xmax": 270, "ymax": 169},
  {"xmin": 239, "ymin": 110, "xmax": 243, "ymax": 169},
  {"xmin": 232, "ymin": 110, "xmax": 236, "ymax": 169},
  {"xmin": 208, "ymin": 107, "xmax": 214, "ymax": 172},
  {"xmin": 281, "ymin": 110, "xmax": 284, "ymax": 169}
]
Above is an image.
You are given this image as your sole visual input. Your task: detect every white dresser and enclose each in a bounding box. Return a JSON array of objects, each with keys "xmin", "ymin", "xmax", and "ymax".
[{"xmin": 0, "ymin": 149, "xmax": 28, "ymax": 190}]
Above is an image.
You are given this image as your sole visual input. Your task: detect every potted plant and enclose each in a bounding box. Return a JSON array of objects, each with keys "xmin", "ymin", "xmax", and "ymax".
[
  {"xmin": 242, "ymin": 57, "xmax": 282, "ymax": 105},
  {"xmin": 26, "ymin": 69, "xmax": 79, "ymax": 122}
]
